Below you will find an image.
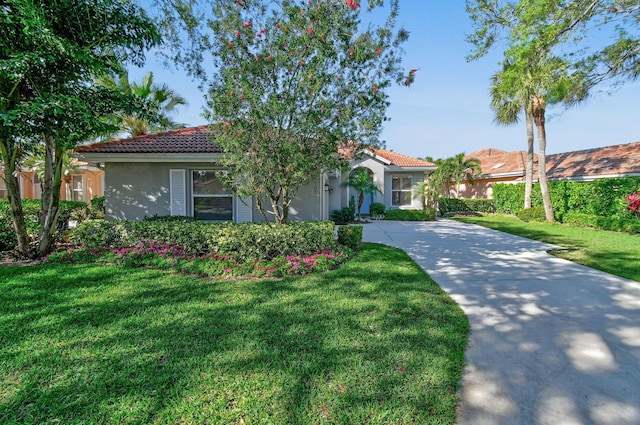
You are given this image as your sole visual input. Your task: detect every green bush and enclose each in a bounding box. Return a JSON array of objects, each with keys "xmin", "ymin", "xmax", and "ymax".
[
  {"xmin": 331, "ymin": 207, "xmax": 355, "ymax": 225},
  {"xmin": 384, "ymin": 208, "xmax": 436, "ymax": 221},
  {"xmin": 71, "ymin": 219, "xmax": 337, "ymax": 261},
  {"xmin": 89, "ymin": 196, "xmax": 105, "ymax": 219},
  {"xmin": 0, "ymin": 199, "xmax": 89, "ymax": 250},
  {"xmin": 493, "ymin": 177, "xmax": 640, "ymax": 218},
  {"xmin": 368, "ymin": 202, "xmax": 386, "ymax": 216},
  {"xmin": 438, "ymin": 198, "xmax": 496, "ymax": 215},
  {"xmin": 563, "ymin": 212, "xmax": 640, "ymax": 234},
  {"xmin": 337, "ymin": 225, "xmax": 362, "ymax": 251},
  {"xmin": 516, "ymin": 206, "xmax": 547, "ymax": 222}
]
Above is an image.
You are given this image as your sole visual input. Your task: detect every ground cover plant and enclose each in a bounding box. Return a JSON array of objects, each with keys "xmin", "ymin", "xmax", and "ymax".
[
  {"xmin": 451, "ymin": 214, "xmax": 640, "ymax": 282},
  {"xmin": 0, "ymin": 244, "xmax": 469, "ymax": 424}
]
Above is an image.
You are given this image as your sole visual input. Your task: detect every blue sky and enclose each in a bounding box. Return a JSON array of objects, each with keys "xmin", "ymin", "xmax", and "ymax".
[{"xmin": 132, "ymin": 1, "xmax": 639, "ymax": 160}]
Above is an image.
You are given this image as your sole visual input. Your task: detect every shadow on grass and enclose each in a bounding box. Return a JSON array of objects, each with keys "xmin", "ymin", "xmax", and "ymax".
[{"xmin": 0, "ymin": 244, "xmax": 469, "ymax": 424}]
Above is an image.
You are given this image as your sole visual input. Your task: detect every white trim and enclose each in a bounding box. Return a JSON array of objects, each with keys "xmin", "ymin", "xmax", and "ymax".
[
  {"xmin": 548, "ymin": 173, "xmax": 640, "ymax": 182},
  {"xmin": 235, "ymin": 195, "xmax": 253, "ymax": 223},
  {"xmin": 169, "ymin": 169, "xmax": 187, "ymax": 216},
  {"xmin": 363, "ymin": 149, "xmax": 392, "ymax": 165}
]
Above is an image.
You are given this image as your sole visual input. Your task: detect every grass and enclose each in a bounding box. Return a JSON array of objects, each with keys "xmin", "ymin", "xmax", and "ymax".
[
  {"xmin": 0, "ymin": 243, "xmax": 469, "ymax": 425},
  {"xmin": 452, "ymin": 214, "xmax": 640, "ymax": 282}
]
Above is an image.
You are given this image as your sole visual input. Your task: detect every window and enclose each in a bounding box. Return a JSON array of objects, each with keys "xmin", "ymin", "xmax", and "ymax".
[
  {"xmin": 392, "ymin": 175, "xmax": 413, "ymax": 206},
  {"xmin": 192, "ymin": 170, "xmax": 232, "ymax": 221},
  {"xmin": 71, "ymin": 174, "xmax": 85, "ymax": 202}
]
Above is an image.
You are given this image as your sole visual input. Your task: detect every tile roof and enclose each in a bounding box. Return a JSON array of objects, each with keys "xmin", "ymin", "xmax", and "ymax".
[
  {"xmin": 371, "ymin": 148, "xmax": 435, "ymax": 167},
  {"xmin": 76, "ymin": 127, "xmax": 432, "ymax": 168},
  {"xmin": 546, "ymin": 142, "xmax": 640, "ymax": 179},
  {"xmin": 75, "ymin": 126, "xmax": 222, "ymax": 154},
  {"xmin": 465, "ymin": 148, "xmax": 532, "ymax": 176}
]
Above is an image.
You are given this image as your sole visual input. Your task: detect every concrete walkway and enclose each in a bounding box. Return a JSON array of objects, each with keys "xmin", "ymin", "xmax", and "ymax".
[{"xmin": 362, "ymin": 219, "xmax": 640, "ymax": 425}]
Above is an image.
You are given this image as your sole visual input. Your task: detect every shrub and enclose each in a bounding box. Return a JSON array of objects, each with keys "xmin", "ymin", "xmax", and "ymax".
[
  {"xmin": 438, "ymin": 198, "xmax": 496, "ymax": 215},
  {"xmin": 331, "ymin": 207, "xmax": 355, "ymax": 225},
  {"xmin": 89, "ymin": 196, "xmax": 105, "ymax": 219},
  {"xmin": 384, "ymin": 208, "xmax": 436, "ymax": 221},
  {"xmin": 563, "ymin": 212, "xmax": 640, "ymax": 234},
  {"xmin": 70, "ymin": 219, "xmax": 337, "ymax": 261},
  {"xmin": 368, "ymin": 202, "xmax": 386, "ymax": 216},
  {"xmin": 0, "ymin": 199, "xmax": 90, "ymax": 250},
  {"xmin": 493, "ymin": 177, "xmax": 640, "ymax": 218},
  {"xmin": 337, "ymin": 225, "xmax": 362, "ymax": 251},
  {"xmin": 516, "ymin": 206, "xmax": 547, "ymax": 222}
]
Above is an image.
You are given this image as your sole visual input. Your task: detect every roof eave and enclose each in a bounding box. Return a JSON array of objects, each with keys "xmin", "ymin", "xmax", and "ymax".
[{"xmin": 74, "ymin": 152, "xmax": 224, "ymax": 163}]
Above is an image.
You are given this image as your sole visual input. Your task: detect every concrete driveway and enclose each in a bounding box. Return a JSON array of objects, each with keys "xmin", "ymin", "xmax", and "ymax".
[{"xmin": 362, "ymin": 219, "xmax": 640, "ymax": 425}]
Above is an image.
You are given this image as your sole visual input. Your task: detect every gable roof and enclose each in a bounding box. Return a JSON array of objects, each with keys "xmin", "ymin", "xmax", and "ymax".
[
  {"xmin": 546, "ymin": 142, "xmax": 640, "ymax": 180},
  {"xmin": 76, "ymin": 126, "xmax": 222, "ymax": 154},
  {"xmin": 76, "ymin": 126, "xmax": 433, "ymax": 169},
  {"xmin": 370, "ymin": 148, "xmax": 435, "ymax": 167},
  {"xmin": 465, "ymin": 148, "xmax": 532, "ymax": 177}
]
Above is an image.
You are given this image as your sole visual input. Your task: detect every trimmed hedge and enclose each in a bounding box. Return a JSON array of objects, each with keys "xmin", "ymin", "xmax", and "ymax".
[
  {"xmin": 493, "ymin": 177, "xmax": 640, "ymax": 219},
  {"xmin": 562, "ymin": 212, "xmax": 640, "ymax": 234},
  {"xmin": 0, "ymin": 199, "xmax": 90, "ymax": 251},
  {"xmin": 384, "ymin": 208, "xmax": 436, "ymax": 221},
  {"xmin": 516, "ymin": 206, "xmax": 547, "ymax": 222},
  {"xmin": 330, "ymin": 207, "xmax": 355, "ymax": 225},
  {"xmin": 337, "ymin": 225, "xmax": 363, "ymax": 251},
  {"xmin": 70, "ymin": 219, "xmax": 337, "ymax": 261},
  {"xmin": 368, "ymin": 202, "xmax": 386, "ymax": 216},
  {"xmin": 438, "ymin": 198, "xmax": 496, "ymax": 215}
]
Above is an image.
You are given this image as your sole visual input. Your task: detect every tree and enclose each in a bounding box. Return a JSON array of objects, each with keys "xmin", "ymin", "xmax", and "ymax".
[
  {"xmin": 425, "ymin": 154, "xmax": 481, "ymax": 199},
  {"xmin": 343, "ymin": 168, "xmax": 381, "ymax": 221},
  {"xmin": 98, "ymin": 71, "xmax": 188, "ymax": 137},
  {"xmin": 449, "ymin": 153, "xmax": 482, "ymax": 198},
  {"xmin": 0, "ymin": 0, "xmax": 159, "ymax": 257},
  {"xmin": 490, "ymin": 64, "xmax": 535, "ymax": 209},
  {"xmin": 155, "ymin": 0, "xmax": 410, "ymax": 225},
  {"xmin": 467, "ymin": 0, "xmax": 593, "ymax": 221}
]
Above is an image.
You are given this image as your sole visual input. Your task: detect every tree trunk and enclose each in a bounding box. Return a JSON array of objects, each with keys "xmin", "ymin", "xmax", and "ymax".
[
  {"xmin": 0, "ymin": 141, "xmax": 31, "ymax": 256},
  {"xmin": 532, "ymin": 97, "xmax": 554, "ymax": 222},
  {"xmin": 357, "ymin": 191, "xmax": 364, "ymax": 220},
  {"xmin": 524, "ymin": 106, "xmax": 534, "ymax": 209},
  {"xmin": 36, "ymin": 137, "xmax": 64, "ymax": 257}
]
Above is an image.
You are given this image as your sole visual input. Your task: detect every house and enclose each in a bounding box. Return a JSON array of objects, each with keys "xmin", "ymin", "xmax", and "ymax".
[
  {"xmin": 74, "ymin": 126, "xmax": 435, "ymax": 222},
  {"xmin": 454, "ymin": 148, "xmax": 535, "ymax": 198},
  {"xmin": 0, "ymin": 162, "xmax": 104, "ymax": 203},
  {"xmin": 456, "ymin": 142, "xmax": 640, "ymax": 198}
]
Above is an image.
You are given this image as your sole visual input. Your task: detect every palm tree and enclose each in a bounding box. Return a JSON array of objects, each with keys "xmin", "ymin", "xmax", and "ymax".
[
  {"xmin": 490, "ymin": 55, "xmax": 589, "ymax": 221},
  {"xmin": 449, "ymin": 153, "xmax": 482, "ymax": 198},
  {"xmin": 98, "ymin": 71, "xmax": 188, "ymax": 137},
  {"xmin": 342, "ymin": 168, "xmax": 381, "ymax": 221},
  {"xmin": 491, "ymin": 64, "xmax": 536, "ymax": 209}
]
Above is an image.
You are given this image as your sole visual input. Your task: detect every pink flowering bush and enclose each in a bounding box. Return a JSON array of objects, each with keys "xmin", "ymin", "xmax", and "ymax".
[
  {"xmin": 627, "ymin": 192, "xmax": 640, "ymax": 219},
  {"xmin": 45, "ymin": 241, "xmax": 352, "ymax": 278}
]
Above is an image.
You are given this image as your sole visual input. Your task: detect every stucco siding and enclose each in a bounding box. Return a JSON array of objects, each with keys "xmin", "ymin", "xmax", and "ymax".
[{"xmin": 105, "ymin": 162, "xmax": 324, "ymax": 222}]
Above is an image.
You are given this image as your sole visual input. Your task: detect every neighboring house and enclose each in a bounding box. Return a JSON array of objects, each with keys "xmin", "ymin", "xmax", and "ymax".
[
  {"xmin": 455, "ymin": 148, "xmax": 534, "ymax": 198},
  {"xmin": 546, "ymin": 142, "xmax": 640, "ymax": 181},
  {"xmin": 74, "ymin": 126, "xmax": 435, "ymax": 222},
  {"xmin": 457, "ymin": 142, "xmax": 640, "ymax": 198},
  {"xmin": 0, "ymin": 163, "xmax": 104, "ymax": 203}
]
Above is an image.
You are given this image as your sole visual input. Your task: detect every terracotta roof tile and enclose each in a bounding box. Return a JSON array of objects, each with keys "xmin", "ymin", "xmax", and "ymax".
[
  {"xmin": 546, "ymin": 142, "xmax": 640, "ymax": 179},
  {"xmin": 75, "ymin": 126, "xmax": 222, "ymax": 154},
  {"xmin": 372, "ymin": 148, "xmax": 435, "ymax": 167},
  {"xmin": 466, "ymin": 148, "xmax": 533, "ymax": 176}
]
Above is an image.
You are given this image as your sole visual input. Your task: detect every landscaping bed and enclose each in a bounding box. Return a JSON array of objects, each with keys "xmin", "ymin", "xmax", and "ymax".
[{"xmin": 0, "ymin": 244, "xmax": 470, "ymax": 424}]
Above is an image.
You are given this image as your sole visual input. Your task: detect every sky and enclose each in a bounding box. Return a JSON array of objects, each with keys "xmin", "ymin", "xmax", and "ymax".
[{"xmin": 131, "ymin": 1, "xmax": 640, "ymax": 160}]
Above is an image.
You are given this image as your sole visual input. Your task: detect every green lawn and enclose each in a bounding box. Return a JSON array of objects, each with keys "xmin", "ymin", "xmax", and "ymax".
[
  {"xmin": 0, "ymin": 243, "xmax": 469, "ymax": 425},
  {"xmin": 453, "ymin": 214, "xmax": 640, "ymax": 282}
]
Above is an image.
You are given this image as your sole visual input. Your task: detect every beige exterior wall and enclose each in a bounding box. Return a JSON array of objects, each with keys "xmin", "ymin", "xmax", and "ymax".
[
  {"xmin": 5, "ymin": 169, "xmax": 104, "ymax": 202},
  {"xmin": 104, "ymin": 162, "xmax": 324, "ymax": 222},
  {"xmin": 452, "ymin": 176, "xmax": 524, "ymax": 199}
]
